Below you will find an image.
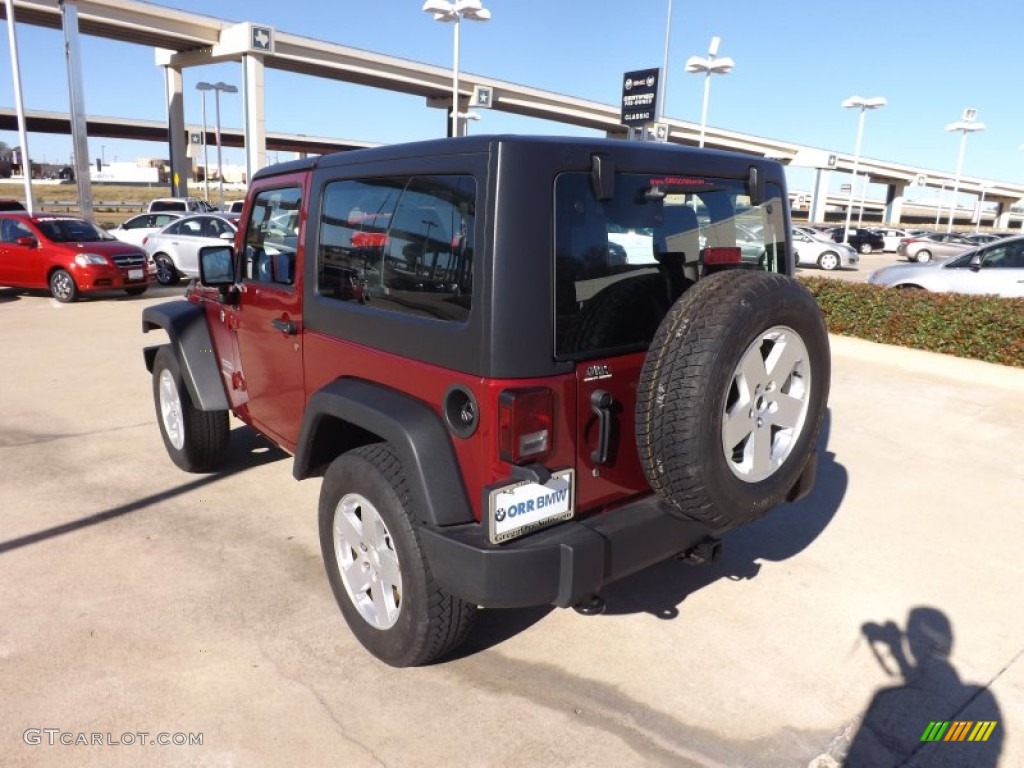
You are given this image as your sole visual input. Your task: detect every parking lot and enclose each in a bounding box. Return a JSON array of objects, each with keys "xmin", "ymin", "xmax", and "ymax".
[{"xmin": 1, "ymin": 283, "xmax": 1022, "ymax": 767}]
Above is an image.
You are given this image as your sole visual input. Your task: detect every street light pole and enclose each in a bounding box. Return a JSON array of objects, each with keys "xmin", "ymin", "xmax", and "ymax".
[
  {"xmin": 422, "ymin": 0, "xmax": 491, "ymax": 139},
  {"xmin": 935, "ymin": 179, "xmax": 947, "ymax": 228},
  {"xmin": 195, "ymin": 84, "xmax": 211, "ymax": 203},
  {"xmin": 945, "ymin": 109, "xmax": 985, "ymax": 233},
  {"xmin": 685, "ymin": 36, "xmax": 734, "ymax": 148},
  {"xmin": 841, "ymin": 96, "xmax": 886, "ymax": 245},
  {"xmin": 975, "ymin": 182, "xmax": 993, "ymax": 233},
  {"xmin": 197, "ymin": 81, "xmax": 237, "ymax": 209},
  {"xmin": 657, "ymin": 0, "xmax": 673, "ymax": 122}
]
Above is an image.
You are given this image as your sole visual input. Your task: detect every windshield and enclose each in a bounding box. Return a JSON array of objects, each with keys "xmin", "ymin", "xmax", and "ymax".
[{"xmin": 35, "ymin": 218, "xmax": 115, "ymax": 243}]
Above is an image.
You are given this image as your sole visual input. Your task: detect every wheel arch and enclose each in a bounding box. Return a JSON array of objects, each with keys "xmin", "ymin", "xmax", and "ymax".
[
  {"xmin": 142, "ymin": 301, "xmax": 228, "ymax": 412},
  {"xmin": 295, "ymin": 378, "xmax": 473, "ymax": 527}
]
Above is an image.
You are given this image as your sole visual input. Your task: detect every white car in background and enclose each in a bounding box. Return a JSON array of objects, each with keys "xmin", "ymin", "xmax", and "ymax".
[
  {"xmin": 792, "ymin": 228, "xmax": 859, "ymax": 271},
  {"xmin": 868, "ymin": 235, "xmax": 1024, "ymax": 297},
  {"xmin": 143, "ymin": 213, "xmax": 238, "ymax": 285},
  {"xmin": 874, "ymin": 227, "xmax": 914, "ymax": 252},
  {"xmin": 108, "ymin": 212, "xmax": 184, "ymax": 247}
]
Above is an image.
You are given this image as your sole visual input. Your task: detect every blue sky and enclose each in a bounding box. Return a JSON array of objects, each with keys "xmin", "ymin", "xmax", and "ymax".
[{"xmin": 3, "ymin": 0, "xmax": 1024, "ymax": 202}]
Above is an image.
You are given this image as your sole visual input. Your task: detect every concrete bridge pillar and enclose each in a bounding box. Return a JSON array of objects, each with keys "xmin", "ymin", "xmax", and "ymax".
[
  {"xmin": 163, "ymin": 64, "xmax": 189, "ymax": 196},
  {"xmin": 884, "ymin": 182, "xmax": 905, "ymax": 225}
]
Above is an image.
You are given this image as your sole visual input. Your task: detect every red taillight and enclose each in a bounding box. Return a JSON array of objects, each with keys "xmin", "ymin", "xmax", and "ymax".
[
  {"xmin": 142, "ymin": 236, "xmax": 149, "ymax": 246},
  {"xmin": 498, "ymin": 387, "xmax": 553, "ymax": 465},
  {"xmin": 701, "ymin": 246, "xmax": 742, "ymax": 266}
]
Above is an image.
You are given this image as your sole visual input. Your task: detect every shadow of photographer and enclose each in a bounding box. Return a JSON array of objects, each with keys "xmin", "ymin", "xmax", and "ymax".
[{"xmin": 840, "ymin": 606, "xmax": 1003, "ymax": 767}]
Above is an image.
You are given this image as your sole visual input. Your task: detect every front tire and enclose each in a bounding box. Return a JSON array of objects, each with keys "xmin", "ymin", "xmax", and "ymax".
[
  {"xmin": 859, "ymin": 242, "xmax": 873, "ymax": 255},
  {"xmin": 636, "ymin": 270, "xmax": 830, "ymax": 528},
  {"xmin": 319, "ymin": 444, "xmax": 476, "ymax": 667},
  {"xmin": 153, "ymin": 253, "xmax": 180, "ymax": 286},
  {"xmin": 49, "ymin": 269, "xmax": 78, "ymax": 302},
  {"xmin": 151, "ymin": 346, "xmax": 228, "ymax": 472},
  {"xmin": 817, "ymin": 251, "xmax": 840, "ymax": 271}
]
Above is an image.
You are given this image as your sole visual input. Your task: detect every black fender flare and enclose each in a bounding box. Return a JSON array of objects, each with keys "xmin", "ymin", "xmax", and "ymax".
[
  {"xmin": 142, "ymin": 301, "xmax": 229, "ymax": 412},
  {"xmin": 294, "ymin": 379, "xmax": 472, "ymax": 527}
]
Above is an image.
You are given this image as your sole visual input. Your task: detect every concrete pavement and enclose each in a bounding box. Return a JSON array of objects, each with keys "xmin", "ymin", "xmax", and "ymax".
[{"xmin": 1, "ymin": 286, "xmax": 1021, "ymax": 767}]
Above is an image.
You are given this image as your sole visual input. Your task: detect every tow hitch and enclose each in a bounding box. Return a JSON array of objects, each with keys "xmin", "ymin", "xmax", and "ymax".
[{"xmin": 678, "ymin": 537, "xmax": 723, "ymax": 566}]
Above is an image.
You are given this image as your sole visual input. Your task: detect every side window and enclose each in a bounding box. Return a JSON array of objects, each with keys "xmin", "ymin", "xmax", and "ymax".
[
  {"xmin": 983, "ymin": 242, "xmax": 1024, "ymax": 269},
  {"xmin": 317, "ymin": 175, "xmax": 475, "ymax": 321},
  {"xmin": 1, "ymin": 218, "xmax": 33, "ymax": 243},
  {"xmin": 243, "ymin": 186, "xmax": 302, "ymax": 286}
]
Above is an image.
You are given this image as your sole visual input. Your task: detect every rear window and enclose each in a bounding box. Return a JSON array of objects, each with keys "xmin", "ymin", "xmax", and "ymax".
[{"xmin": 554, "ymin": 171, "xmax": 787, "ymax": 358}]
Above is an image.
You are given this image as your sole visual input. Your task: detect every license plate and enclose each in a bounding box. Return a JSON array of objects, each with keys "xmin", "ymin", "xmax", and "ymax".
[
  {"xmin": 487, "ymin": 468, "xmax": 574, "ymax": 544},
  {"xmin": 127, "ymin": 269, "xmax": 144, "ymax": 280}
]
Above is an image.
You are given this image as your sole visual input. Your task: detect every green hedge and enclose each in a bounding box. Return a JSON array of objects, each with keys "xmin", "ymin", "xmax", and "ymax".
[{"xmin": 799, "ymin": 277, "xmax": 1024, "ymax": 368}]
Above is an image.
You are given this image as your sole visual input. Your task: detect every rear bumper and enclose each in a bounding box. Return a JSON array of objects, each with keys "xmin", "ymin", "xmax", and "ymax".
[{"xmin": 419, "ymin": 495, "xmax": 724, "ymax": 609}]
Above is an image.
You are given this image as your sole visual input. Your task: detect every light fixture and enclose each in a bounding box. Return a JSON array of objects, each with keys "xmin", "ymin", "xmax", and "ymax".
[
  {"xmin": 685, "ymin": 36, "xmax": 734, "ymax": 148},
  {"xmin": 840, "ymin": 96, "xmax": 886, "ymax": 245},
  {"xmin": 422, "ymin": 0, "xmax": 491, "ymax": 138},
  {"xmin": 944, "ymin": 109, "xmax": 985, "ymax": 233}
]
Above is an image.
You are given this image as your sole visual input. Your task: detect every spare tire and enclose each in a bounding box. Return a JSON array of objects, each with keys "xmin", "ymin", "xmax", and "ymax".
[{"xmin": 635, "ymin": 269, "xmax": 830, "ymax": 527}]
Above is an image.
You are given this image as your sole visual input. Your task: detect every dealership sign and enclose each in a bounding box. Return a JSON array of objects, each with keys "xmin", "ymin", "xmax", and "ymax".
[{"xmin": 621, "ymin": 68, "xmax": 659, "ymax": 127}]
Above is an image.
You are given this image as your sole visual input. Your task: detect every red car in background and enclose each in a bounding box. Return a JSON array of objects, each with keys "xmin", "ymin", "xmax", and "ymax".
[{"xmin": 0, "ymin": 213, "xmax": 152, "ymax": 302}]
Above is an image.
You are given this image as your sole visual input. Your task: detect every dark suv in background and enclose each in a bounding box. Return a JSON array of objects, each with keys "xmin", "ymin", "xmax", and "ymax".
[{"xmin": 827, "ymin": 226, "xmax": 884, "ymax": 254}]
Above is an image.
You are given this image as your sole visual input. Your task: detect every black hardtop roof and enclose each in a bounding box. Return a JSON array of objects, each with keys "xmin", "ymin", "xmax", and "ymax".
[{"xmin": 251, "ymin": 134, "xmax": 781, "ymax": 182}]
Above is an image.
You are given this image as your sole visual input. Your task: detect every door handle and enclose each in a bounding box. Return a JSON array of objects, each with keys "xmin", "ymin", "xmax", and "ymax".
[
  {"xmin": 271, "ymin": 317, "xmax": 297, "ymax": 335},
  {"xmin": 590, "ymin": 389, "xmax": 614, "ymax": 465}
]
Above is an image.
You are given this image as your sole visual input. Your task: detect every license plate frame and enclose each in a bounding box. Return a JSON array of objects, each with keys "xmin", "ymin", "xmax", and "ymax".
[
  {"xmin": 486, "ymin": 468, "xmax": 575, "ymax": 544},
  {"xmin": 127, "ymin": 268, "xmax": 144, "ymax": 281}
]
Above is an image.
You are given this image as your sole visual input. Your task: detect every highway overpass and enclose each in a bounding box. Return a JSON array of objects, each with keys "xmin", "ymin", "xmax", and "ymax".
[{"xmin": 2, "ymin": 0, "xmax": 1023, "ymax": 227}]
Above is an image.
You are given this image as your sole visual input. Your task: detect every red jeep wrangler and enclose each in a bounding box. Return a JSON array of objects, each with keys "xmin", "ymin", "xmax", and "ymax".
[{"xmin": 143, "ymin": 136, "xmax": 829, "ymax": 667}]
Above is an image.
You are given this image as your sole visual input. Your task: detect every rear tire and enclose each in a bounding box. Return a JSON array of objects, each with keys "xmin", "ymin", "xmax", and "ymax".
[
  {"xmin": 859, "ymin": 242, "xmax": 873, "ymax": 255},
  {"xmin": 635, "ymin": 270, "xmax": 830, "ymax": 527},
  {"xmin": 915, "ymin": 250, "xmax": 932, "ymax": 263},
  {"xmin": 151, "ymin": 346, "xmax": 228, "ymax": 472},
  {"xmin": 319, "ymin": 444, "xmax": 476, "ymax": 667}
]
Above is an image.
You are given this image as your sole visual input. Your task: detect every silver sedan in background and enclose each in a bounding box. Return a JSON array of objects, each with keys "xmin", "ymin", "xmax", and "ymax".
[
  {"xmin": 143, "ymin": 213, "xmax": 238, "ymax": 285},
  {"xmin": 868, "ymin": 235, "xmax": 1024, "ymax": 297},
  {"xmin": 792, "ymin": 228, "xmax": 859, "ymax": 271},
  {"xmin": 896, "ymin": 232, "xmax": 975, "ymax": 263}
]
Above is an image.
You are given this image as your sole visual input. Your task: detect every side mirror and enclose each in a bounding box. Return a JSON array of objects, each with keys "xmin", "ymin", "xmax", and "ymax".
[
  {"xmin": 219, "ymin": 231, "xmax": 235, "ymax": 241},
  {"xmin": 15, "ymin": 235, "xmax": 37, "ymax": 247},
  {"xmin": 199, "ymin": 245, "xmax": 235, "ymax": 287},
  {"xmin": 969, "ymin": 253, "xmax": 983, "ymax": 271}
]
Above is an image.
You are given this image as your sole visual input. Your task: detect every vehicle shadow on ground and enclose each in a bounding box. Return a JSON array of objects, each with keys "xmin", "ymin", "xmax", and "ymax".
[
  {"xmin": 0, "ymin": 287, "xmax": 22, "ymax": 303},
  {"xmin": 0, "ymin": 426, "xmax": 287, "ymax": 556},
  {"xmin": 600, "ymin": 408, "xmax": 846, "ymax": 617},
  {"xmin": 455, "ymin": 409, "xmax": 846, "ymax": 656}
]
